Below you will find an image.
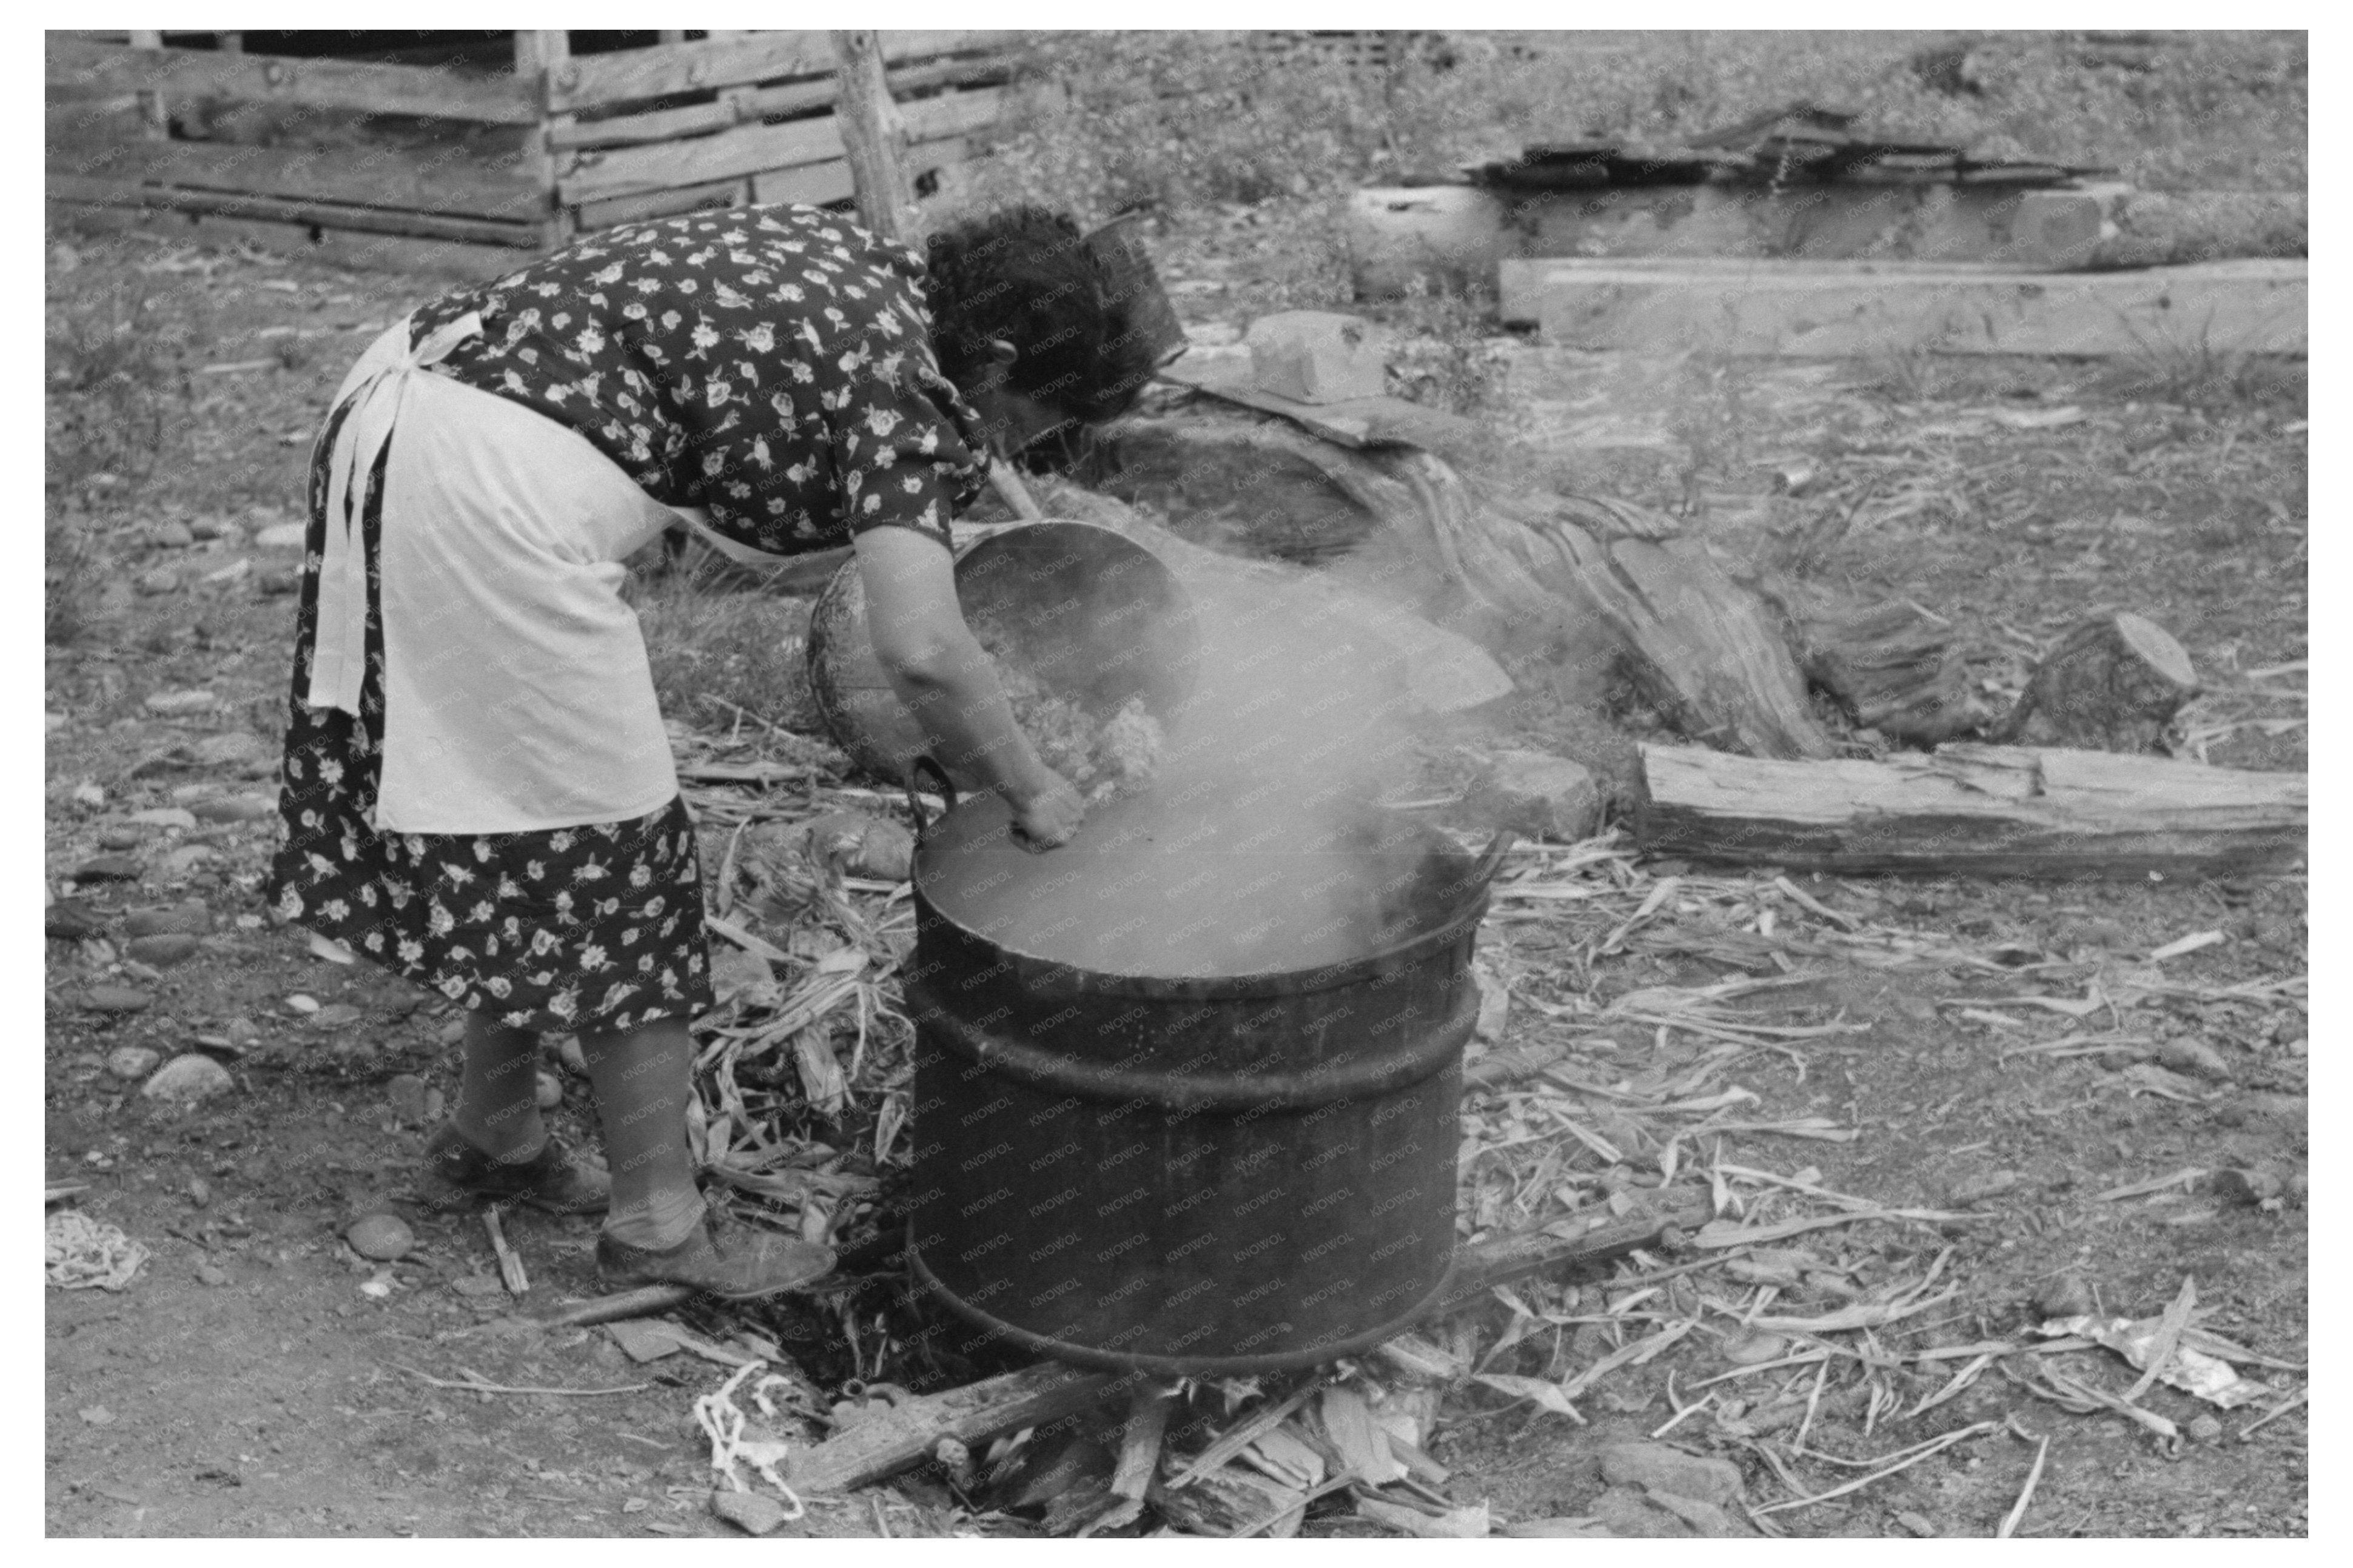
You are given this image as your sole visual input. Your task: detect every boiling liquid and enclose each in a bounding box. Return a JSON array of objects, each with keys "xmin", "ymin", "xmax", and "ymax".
[{"xmin": 935, "ymin": 787, "xmax": 1429, "ymax": 978}]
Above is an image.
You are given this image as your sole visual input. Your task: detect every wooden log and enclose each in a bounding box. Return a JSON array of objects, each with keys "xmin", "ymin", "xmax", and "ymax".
[
  {"xmin": 1992, "ymin": 611, "xmax": 2200, "ymax": 752},
  {"xmin": 551, "ymin": 29, "xmax": 1022, "ymax": 113},
  {"xmin": 1748, "ymin": 572, "xmax": 1984, "ymax": 746},
  {"xmin": 46, "ymin": 35, "xmax": 539, "ymax": 124},
  {"xmin": 830, "ymin": 30, "xmax": 915, "ymax": 245},
  {"xmin": 47, "ymin": 175, "xmax": 545, "ymax": 249},
  {"xmin": 1639, "ymin": 742, "xmax": 2306, "ymax": 879},
  {"xmin": 784, "ymin": 1360, "xmax": 1132, "ymax": 1496}
]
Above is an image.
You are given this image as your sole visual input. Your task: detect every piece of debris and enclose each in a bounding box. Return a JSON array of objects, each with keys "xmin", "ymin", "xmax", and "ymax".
[
  {"xmin": 106, "ymin": 1046, "xmax": 161, "ymax": 1081},
  {"xmin": 710, "ymin": 1488, "xmax": 792, "ymax": 1536},
  {"xmin": 124, "ymin": 934, "xmax": 200, "ymax": 968},
  {"xmin": 2156, "ymin": 1037, "xmax": 2233, "ymax": 1080},
  {"xmin": 2210, "ymin": 1168, "xmax": 2283, "ymax": 1208},
  {"xmin": 483, "ymin": 1208, "xmax": 529, "ymax": 1296},
  {"xmin": 2035, "ymin": 1314, "xmax": 2272, "ymax": 1407},
  {"xmin": 141, "ymin": 1054, "xmax": 235, "ymax": 1105},
  {"xmin": 384, "ymin": 1074, "xmax": 429, "ymax": 1125},
  {"xmin": 71, "ymin": 856, "xmax": 143, "ymax": 883},
  {"xmin": 1246, "ymin": 311, "xmax": 1391, "ymax": 404},
  {"xmin": 46, "ymin": 1210, "xmax": 149, "ymax": 1292},
  {"xmin": 1599, "ymin": 1441, "xmax": 1742, "ymax": 1506},
  {"xmin": 143, "ymin": 689, "xmax": 217, "ymax": 716},
  {"xmin": 1357, "ymin": 1496, "xmax": 1491, "ymax": 1537},
  {"xmin": 1475, "ymin": 750, "xmax": 1603, "ymax": 841}
]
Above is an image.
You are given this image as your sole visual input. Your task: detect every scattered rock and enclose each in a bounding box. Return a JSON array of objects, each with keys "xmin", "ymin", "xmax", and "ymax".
[
  {"xmin": 1947, "ymin": 1170, "xmax": 2028, "ymax": 1205},
  {"xmin": 106, "ymin": 1045, "xmax": 161, "ymax": 1080},
  {"xmin": 2214, "ymin": 1092, "xmax": 2306, "ymax": 1130},
  {"xmin": 125, "ymin": 933, "xmax": 200, "ymax": 968},
  {"xmin": 252, "ymin": 521, "xmax": 309, "ymax": 550},
  {"xmin": 95, "ymin": 825, "xmax": 144, "ymax": 850},
  {"xmin": 1358, "ymin": 1496, "xmax": 1490, "ymax": 1538},
  {"xmin": 191, "ymin": 795, "xmax": 275, "ymax": 823},
  {"xmin": 256, "ymin": 565, "xmax": 301, "ymax": 597},
  {"xmin": 451, "ymin": 1274, "xmax": 505, "ymax": 1298},
  {"xmin": 424, "ymin": 1087, "xmax": 446, "ymax": 1122},
  {"xmin": 1477, "ymin": 750, "xmax": 1605, "ymax": 842},
  {"xmin": 384, "ymin": 1074, "xmax": 430, "ymax": 1125},
  {"xmin": 1246, "ymin": 310, "xmax": 1391, "ymax": 403},
  {"xmin": 125, "ymin": 902, "xmax": 212, "ymax": 938},
  {"xmin": 72, "ymin": 854, "xmax": 144, "ymax": 883},
  {"xmin": 1722, "ymin": 1332, "xmax": 1788, "ymax": 1365},
  {"xmin": 72, "ymin": 781, "xmax": 104, "ymax": 809},
  {"xmin": 284, "ymin": 993, "xmax": 321, "ymax": 1015},
  {"xmin": 50, "ymin": 241, "xmax": 79, "ymax": 273},
  {"xmin": 1587, "ymin": 1486, "xmax": 1696, "ymax": 1538},
  {"xmin": 534, "ymin": 1071, "xmax": 564, "ymax": 1110},
  {"xmin": 128, "ymin": 807, "xmax": 199, "ymax": 831},
  {"xmin": 188, "ymin": 516, "xmax": 233, "ymax": 541},
  {"xmin": 1636, "ymin": 1487, "xmax": 1753, "ymax": 1537},
  {"xmin": 79, "ymin": 1406, "xmax": 116, "ymax": 1428},
  {"xmin": 2035, "ymin": 1275, "xmax": 2096, "ymax": 1319},
  {"xmin": 344, "ymin": 1212, "xmax": 415, "ymax": 1262},
  {"xmin": 143, "ymin": 1053, "xmax": 237, "ymax": 1105},
  {"xmin": 144, "ymin": 690, "xmax": 217, "ymax": 717},
  {"xmin": 2068, "ymin": 917, "xmax": 2134, "ymax": 951},
  {"xmin": 151, "ymin": 521, "xmax": 196, "ymax": 549},
  {"xmin": 195, "ymin": 1261, "xmax": 230, "ymax": 1287},
  {"xmin": 2189, "ymin": 1413, "xmax": 2224, "ymax": 1444},
  {"xmin": 190, "ymin": 731, "xmax": 269, "ymax": 769},
  {"xmin": 310, "ymin": 1003, "xmax": 364, "ymax": 1030},
  {"xmin": 557, "ymin": 1035, "xmax": 589, "ymax": 1077},
  {"xmin": 84, "ymin": 985, "xmax": 153, "ymax": 1014},
  {"xmin": 1472, "ymin": 962, "xmax": 1509, "ymax": 1042},
  {"xmin": 1895, "ymin": 1510, "xmax": 1941, "ymax": 1538},
  {"xmin": 710, "ymin": 1489, "xmax": 791, "ymax": 1536},
  {"xmin": 1598, "ymin": 1442, "xmax": 1743, "ymax": 1506},
  {"xmin": 2157, "ymin": 1037, "xmax": 2234, "ymax": 1081},
  {"xmin": 2210, "ymin": 1167, "xmax": 2282, "ymax": 1207},
  {"xmin": 45, "ymin": 900, "xmax": 105, "ymax": 942},
  {"xmin": 187, "ymin": 1176, "xmax": 212, "ymax": 1207},
  {"xmin": 136, "ymin": 567, "xmax": 181, "ymax": 597}
]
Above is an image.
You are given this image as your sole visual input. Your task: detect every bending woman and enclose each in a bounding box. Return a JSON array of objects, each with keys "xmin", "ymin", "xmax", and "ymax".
[{"xmin": 268, "ymin": 204, "xmax": 1154, "ymax": 1300}]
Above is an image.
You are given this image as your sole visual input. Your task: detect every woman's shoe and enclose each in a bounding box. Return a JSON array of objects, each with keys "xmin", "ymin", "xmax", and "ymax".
[
  {"xmin": 596, "ymin": 1221, "xmax": 836, "ymax": 1301},
  {"xmin": 418, "ymin": 1123, "xmax": 610, "ymax": 1215}
]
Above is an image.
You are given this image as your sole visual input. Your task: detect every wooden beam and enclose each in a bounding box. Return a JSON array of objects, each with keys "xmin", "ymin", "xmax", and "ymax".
[
  {"xmin": 45, "ymin": 35, "xmax": 539, "ymax": 124},
  {"xmin": 830, "ymin": 30, "xmax": 915, "ymax": 244},
  {"xmin": 52, "ymin": 138, "xmax": 543, "ymax": 223},
  {"xmin": 1639, "ymin": 742, "xmax": 2307, "ymax": 879},
  {"xmin": 556, "ymin": 87, "xmax": 999, "ymax": 207},
  {"xmin": 514, "ymin": 30, "xmax": 573, "ymax": 246},
  {"xmin": 48, "ymin": 175, "xmax": 545, "ymax": 249},
  {"xmin": 551, "ymin": 28, "xmax": 1022, "ymax": 113}
]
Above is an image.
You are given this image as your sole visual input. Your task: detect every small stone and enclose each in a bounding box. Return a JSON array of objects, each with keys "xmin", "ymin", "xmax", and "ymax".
[
  {"xmin": 124, "ymin": 902, "xmax": 212, "ymax": 937},
  {"xmin": 151, "ymin": 521, "xmax": 196, "ymax": 549},
  {"xmin": 79, "ymin": 1406, "xmax": 116, "ymax": 1427},
  {"xmin": 2189, "ymin": 1414, "xmax": 2224, "ymax": 1444},
  {"xmin": 2210, "ymin": 1167, "xmax": 2282, "ymax": 1207},
  {"xmin": 190, "ymin": 795, "xmax": 275, "ymax": 823},
  {"xmin": 125, "ymin": 933, "xmax": 200, "ymax": 967},
  {"xmin": 1472, "ymin": 962, "xmax": 1509, "ymax": 1042},
  {"xmin": 143, "ymin": 1053, "xmax": 237, "ymax": 1104},
  {"xmin": 95, "ymin": 825, "xmax": 144, "ymax": 851},
  {"xmin": 1587, "ymin": 1486, "xmax": 1695, "ymax": 1538},
  {"xmin": 187, "ymin": 1176, "xmax": 212, "ymax": 1207},
  {"xmin": 253, "ymin": 521, "xmax": 309, "ymax": 549},
  {"xmin": 136, "ymin": 567, "xmax": 181, "ymax": 597},
  {"xmin": 344, "ymin": 1211, "xmax": 415, "ymax": 1262},
  {"xmin": 143, "ymin": 689, "xmax": 217, "ymax": 716},
  {"xmin": 189, "ymin": 731, "xmax": 268, "ymax": 769},
  {"xmin": 1947, "ymin": 1170, "xmax": 2027, "ymax": 1205},
  {"xmin": 1246, "ymin": 310, "xmax": 1391, "ymax": 404},
  {"xmin": 127, "ymin": 807, "xmax": 198, "ymax": 831},
  {"xmin": 1895, "ymin": 1511, "xmax": 1941, "ymax": 1538},
  {"xmin": 450, "ymin": 1274, "xmax": 505, "ymax": 1298},
  {"xmin": 195, "ymin": 1259, "xmax": 231, "ymax": 1286},
  {"xmin": 2035, "ymin": 1275, "xmax": 2096, "ymax": 1319},
  {"xmin": 72, "ymin": 854, "xmax": 144, "ymax": 883},
  {"xmin": 1722, "ymin": 1332, "xmax": 1788, "ymax": 1366},
  {"xmin": 1478, "ymin": 750, "xmax": 1605, "ymax": 842},
  {"xmin": 423, "ymin": 1087, "xmax": 446, "ymax": 1122},
  {"xmin": 557, "ymin": 1035, "xmax": 588, "ymax": 1077},
  {"xmin": 85, "ymin": 985, "xmax": 153, "ymax": 1014},
  {"xmin": 1598, "ymin": 1442, "xmax": 1743, "ymax": 1506},
  {"xmin": 284, "ymin": 993, "xmax": 321, "ymax": 1015},
  {"xmin": 535, "ymin": 1071, "xmax": 564, "ymax": 1110},
  {"xmin": 71, "ymin": 781, "xmax": 104, "ymax": 808},
  {"xmin": 106, "ymin": 1045, "xmax": 161, "ymax": 1081},
  {"xmin": 385, "ymin": 1074, "xmax": 430, "ymax": 1125},
  {"xmin": 2157, "ymin": 1037, "xmax": 2233, "ymax": 1081},
  {"xmin": 310, "ymin": 1003, "xmax": 364, "ymax": 1030},
  {"xmin": 710, "ymin": 1489, "xmax": 791, "ymax": 1536},
  {"xmin": 187, "ymin": 516, "xmax": 232, "ymax": 541},
  {"xmin": 256, "ymin": 565, "xmax": 301, "ymax": 597},
  {"xmin": 45, "ymin": 900, "xmax": 105, "ymax": 942}
]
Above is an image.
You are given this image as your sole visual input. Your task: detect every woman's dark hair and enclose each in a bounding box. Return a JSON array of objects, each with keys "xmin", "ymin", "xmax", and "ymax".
[{"xmin": 925, "ymin": 205, "xmax": 1159, "ymax": 424}]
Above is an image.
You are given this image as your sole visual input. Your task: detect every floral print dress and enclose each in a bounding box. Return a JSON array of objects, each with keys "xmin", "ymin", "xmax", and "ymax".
[{"xmin": 269, "ymin": 205, "xmax": 990, "ymax": 1034}]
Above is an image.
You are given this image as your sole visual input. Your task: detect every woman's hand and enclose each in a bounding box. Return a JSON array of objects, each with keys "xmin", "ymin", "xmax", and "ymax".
[{"xmin": 1008, "ymin": 768, "xmax": 1085, "ymax": 851}]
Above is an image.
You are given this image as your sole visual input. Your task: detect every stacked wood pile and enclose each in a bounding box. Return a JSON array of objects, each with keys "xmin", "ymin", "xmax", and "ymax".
[{"xmin": 45, "ymin": 29, "xmax": 1023, "ymax": 253}]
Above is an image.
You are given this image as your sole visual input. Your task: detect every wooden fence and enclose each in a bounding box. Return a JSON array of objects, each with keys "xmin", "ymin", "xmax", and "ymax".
[{"xmin": 45, "ymin": 29, "xmax": 1025, "ymax": 253}]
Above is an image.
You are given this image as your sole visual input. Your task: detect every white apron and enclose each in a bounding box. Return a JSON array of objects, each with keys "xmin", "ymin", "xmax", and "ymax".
[{"xmin": 309, "ymin": 316, "xmax": 690, "ymax": 835}]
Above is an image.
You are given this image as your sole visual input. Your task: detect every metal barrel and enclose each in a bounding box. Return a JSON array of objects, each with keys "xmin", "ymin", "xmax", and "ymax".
[{"xmin": 902, "ymin": 797, "xmax": 1502, "ymax": 1375}]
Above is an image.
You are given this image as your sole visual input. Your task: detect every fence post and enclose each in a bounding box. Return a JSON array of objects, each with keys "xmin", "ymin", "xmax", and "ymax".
[
  {"xmin": 829, "ymin": 30, "xmax": 916, "ymax": 245},
  {"xmin": 514, "ymin": 29, "xmax": 576, "ymax": 246},
  {"xmin": 127, "ymin": 29, "xmax": 167, "ymax": 139}
]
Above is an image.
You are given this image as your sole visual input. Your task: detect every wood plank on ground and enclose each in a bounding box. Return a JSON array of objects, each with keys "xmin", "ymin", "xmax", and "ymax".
[
  {"xmin": 48, "ymin": 175, "xmax": 543, "ymax": 249},
  {"xmin": 54, "ymin": 136, "xmax": 542, "ymax": 223},
  {"xmin": 1500, "ymin": 257, "xmax": 2307, "ymax": 356},
  {"xmin": 1640, "ymin": 742, "xmax": 2307, "ymax": 878}
]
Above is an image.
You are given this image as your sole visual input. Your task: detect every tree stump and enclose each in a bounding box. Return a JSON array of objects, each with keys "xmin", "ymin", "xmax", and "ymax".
[{"xmin": 1994, "ymin": 611, "xmax": 2200, "ymax": 752}]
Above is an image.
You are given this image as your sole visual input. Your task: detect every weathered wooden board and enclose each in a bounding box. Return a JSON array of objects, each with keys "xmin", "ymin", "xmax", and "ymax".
[
  {"xmin": 46, "ymin": 36, "xmax": 538, "ymax": 124},
  {"xmin": 784, "ymin": 1360, "xmax": 1132, "ymax": 1496},
  {"xmin": 551, "ymin": 29, "xmax": 1021, "ymax": 113},
  {"xmin": 557, "ymin": 87, "xmax": 1001, "ymax": 206},
  {"xmin": 1158, "ymin": 353, "xmax": 1483, "ymax": 456},
  {"xmin": 1640, "ymin": 742, "xmax": 2306, "ymax": 878},
  {"xmin": 554, "ymin": 55, "xmax": 1013, "ymax": 152},
  {"xmin": 53, "ymin": 136, "xmax": 542, "ymax": 223},
  {"xmin": 1503, "ymin": 258, "xmax": 2308, "ymax": 357},
  {"xmin": 48, "ymin": 175, "xmax": 543, "ymax": 249}
]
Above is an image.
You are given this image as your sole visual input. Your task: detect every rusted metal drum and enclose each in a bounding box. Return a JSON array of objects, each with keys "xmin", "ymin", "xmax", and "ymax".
[
  {"xmin": 901, "ymin": 788, "xmax": 1508, "ymax": 1375},
  {"xmin": 805, "ymin": 520, "xmax": 1198, "ymax": 785}
]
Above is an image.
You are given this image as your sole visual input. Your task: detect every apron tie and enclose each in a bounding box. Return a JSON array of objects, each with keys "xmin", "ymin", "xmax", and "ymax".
[{"xmin": 306, "ymin": 310, "xmax": 483, "ymax": 716}]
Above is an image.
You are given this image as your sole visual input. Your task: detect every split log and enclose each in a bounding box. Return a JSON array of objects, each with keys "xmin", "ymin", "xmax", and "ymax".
[
  {"xmin": 1749, "ymin": 571, "xmax": 1985, "ymax": 746},
  {"xmin": 1640, "ymin": 742, "xmax": 2305, "ymax": 879},
  {"xmin": 1993, "ymin": 611, "xmax": 2200, "ymax": 752},
  {"xmin": 783, "ymin": 1360, "xmax": 1130, "ymax": 1496}
]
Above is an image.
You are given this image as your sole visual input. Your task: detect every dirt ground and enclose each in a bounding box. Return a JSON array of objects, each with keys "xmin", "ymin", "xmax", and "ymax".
[{"xmin": 44, "ymin": 217, "xmax": 2306, "ymax": 1539}]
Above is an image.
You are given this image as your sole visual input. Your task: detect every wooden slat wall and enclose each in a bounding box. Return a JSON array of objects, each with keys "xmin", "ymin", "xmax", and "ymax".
[
  {"xmin": 45, "ymin": 35, "xmax": 537, "ymax": 124},
  {"xmin": 549, "ymin": 28, "xmax": 1021, "ymax": 113},
  {"xmin": 554, "ymin": 54, "xmax": 1013, "ymax": 152},
  {"xmin": 558, "ymin": 87, "xmax": 1002, "ymax": 206}
]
